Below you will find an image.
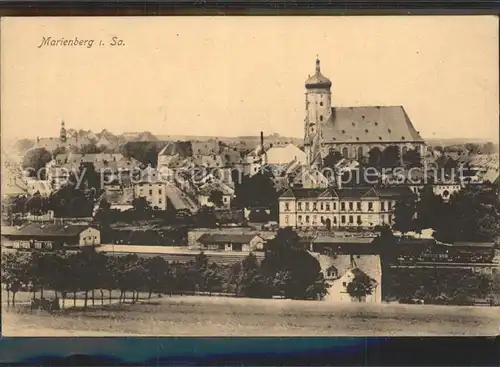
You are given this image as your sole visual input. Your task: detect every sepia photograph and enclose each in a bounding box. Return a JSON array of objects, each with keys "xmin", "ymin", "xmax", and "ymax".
[{"xmin": 1, "ymin": 15, "xmax": 499, "ymax": 337}]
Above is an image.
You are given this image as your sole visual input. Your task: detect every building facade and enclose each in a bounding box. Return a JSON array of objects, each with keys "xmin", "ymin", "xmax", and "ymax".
[
  {"xmin": 197, "ymin": 233, "xmax": 265, "ymax": 252},
  {"xmin": 133, "ymin": 172, "xmax": 168, "ymax": 211},
  {"xmin": 1, "ymin": 223, "xmax": 101, "ymax": 250},
  {"xmin": 279, "ymin": 186, "xmax": 414, "ymax": 229}
]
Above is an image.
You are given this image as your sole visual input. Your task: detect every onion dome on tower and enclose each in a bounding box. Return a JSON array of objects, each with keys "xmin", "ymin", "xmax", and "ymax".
[{"xmin": 305, "ymin": 57, "xmax": 332, "ymax": 90}]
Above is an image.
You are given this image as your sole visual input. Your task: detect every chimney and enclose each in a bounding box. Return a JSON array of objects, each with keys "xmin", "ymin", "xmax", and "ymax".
[{"xmin": 260, "ymin": 131, "xmax": 264, "ymax": 149}]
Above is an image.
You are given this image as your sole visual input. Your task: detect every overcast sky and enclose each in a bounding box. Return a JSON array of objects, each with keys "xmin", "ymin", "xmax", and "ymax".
[{"xmin": 1, "ymin": 16, "xmax": 498, "ymax": 142}]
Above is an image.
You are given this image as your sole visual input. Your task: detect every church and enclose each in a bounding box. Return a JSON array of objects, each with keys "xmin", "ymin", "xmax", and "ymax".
[
  {"xmin": 35, "ymin": 121, "xmax": 92, "ymax": 152},
  {"xmin": 303, "ymin": 58, "xmax": 426, "ymax": 168}
]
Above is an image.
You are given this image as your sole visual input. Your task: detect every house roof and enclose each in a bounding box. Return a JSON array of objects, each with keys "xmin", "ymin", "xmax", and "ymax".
[
  {"xmin": 197, "ymin": 233, "xmax": 261, "ymax": 245},
  {"xmin": 322, "ymin": 106, "xmax": 424, "ymax": 144},
  {"xmin": 280, "ymin": 186, "xmax": 413, "ymax": 200},
  {"xmin": 3, "ymin": 223, "xmax": 96, "ymax": 238},
  {"xmin": 198, "ymin": 181, "xmax": 235, "ymax": 196}
]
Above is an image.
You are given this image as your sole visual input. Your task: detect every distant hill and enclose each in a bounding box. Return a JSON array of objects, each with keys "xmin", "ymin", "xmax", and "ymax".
[
  {"xmin": 156, "ymin": 134, "xmax": 302, "ymax": 146},
  {"xmin": 426, "ymin": 137, "xmax": 498, "ymax": 147}
]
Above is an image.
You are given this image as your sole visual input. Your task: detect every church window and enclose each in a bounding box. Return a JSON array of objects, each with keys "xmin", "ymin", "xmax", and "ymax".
[
  {"xmin": 320, "ymin": 115, "xmax": 323, "ymax": 121},
  {"xmin": 341, "ymin": 130, "xmax": 345, "ymax": 134},
  {"xmin": 401, "ymin": 136, "xmax": 406, "ymax": 140},
  {"xmin": 352, "ymin": 122, "xmax": 355, "ymax": 126},
  {"xmin": 388, "ymin": 129, "xmax": 392, "ymax": 133},
  {"xmin": 374, "ymin": 122, "xmax": 378, "ymax": 125},
  {"xmin": 379, "ymin": 136, "xmax": 382, "ymax": 140},
  {"xmin": 356, "ymin": 137, "xmax": 359, "ymax": 141},
  {"xmin": 320, "ymin": 102, "xmax": 323, "ymax": 106},
  {"xmin": 365, "ymin": 129, "xmax": 368, "ymax": 133}
]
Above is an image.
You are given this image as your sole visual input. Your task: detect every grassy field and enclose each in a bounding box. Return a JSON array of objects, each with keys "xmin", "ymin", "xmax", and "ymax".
[{"xmin": 3, "ymin": 293, "xmax": 499, "ymax": 336}]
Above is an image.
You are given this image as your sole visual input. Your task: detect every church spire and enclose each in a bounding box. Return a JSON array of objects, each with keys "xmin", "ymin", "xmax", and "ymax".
[
  {"xmin": 60, "ymin": 120, "xmax": 67, "ymax": 143},
  {"xmin": 316, "ymin": 55, "xmax": 321, "ymax": 74}
]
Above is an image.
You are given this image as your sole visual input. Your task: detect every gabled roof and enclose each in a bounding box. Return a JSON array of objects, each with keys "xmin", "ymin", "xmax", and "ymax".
[
  {"xmin": 322, "ymin": 106, "xmax": 424, "ymax": 144},
  {"xmin": 3, "ymin": 223, "xmax": 96, "ymax": 238},
  {"xmin": 280, "ymin": 186, "xmax": 413, "ymax": 200},
  {"xmin": 280, "ymin": 187, "xmax": 337, "ymax": 200},
  {"xmin": 198, "ymin": 181, "xmax": 235, "ymax": 196},
  {"xmin": 280, "ymin": 188, "xmax": 295, "ymax": 199}
]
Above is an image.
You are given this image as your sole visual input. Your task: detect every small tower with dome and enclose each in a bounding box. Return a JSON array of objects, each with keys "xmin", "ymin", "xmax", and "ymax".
[{"xmin": 60, "ymin": 120, "xmax": 67, "ymax": 143}]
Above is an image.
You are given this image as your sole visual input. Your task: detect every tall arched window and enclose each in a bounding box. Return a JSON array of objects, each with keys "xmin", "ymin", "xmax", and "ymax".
[
  {"xmin": 342, "ymin": 147, "xmax": 348, "ymax": 158},
  {"xmin": 357, "ymin": 146, "xmax": 363, "ymax": 159}
]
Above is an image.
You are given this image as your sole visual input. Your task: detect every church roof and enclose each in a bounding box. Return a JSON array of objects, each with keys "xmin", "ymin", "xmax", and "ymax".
[{"xmin": 322, "ymin": 106, "xmax": 424, "ymax": 144}]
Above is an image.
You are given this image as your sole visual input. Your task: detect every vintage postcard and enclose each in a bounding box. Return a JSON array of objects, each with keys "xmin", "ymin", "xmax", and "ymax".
[{"xmin": 1, "ymin": 16, "xmax": 499, "ymax": 336}]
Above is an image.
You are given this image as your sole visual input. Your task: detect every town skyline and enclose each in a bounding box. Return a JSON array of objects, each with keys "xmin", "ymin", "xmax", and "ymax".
[{"xmin": 1, "ymin": 16, "xmax": 498, "ymax": 143}]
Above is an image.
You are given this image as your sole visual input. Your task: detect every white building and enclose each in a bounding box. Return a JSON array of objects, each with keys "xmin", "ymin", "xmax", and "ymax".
[
  {"xmin": 279, "ymin": 186, "xmax": 414, "ymax": 229},
  {"xmin": 133, "ymin": 172, "xmax": 168, "ymax": 211},
  {"xmin": 312, "ymin": 252, "xmax": 382, "ymax": 303}
]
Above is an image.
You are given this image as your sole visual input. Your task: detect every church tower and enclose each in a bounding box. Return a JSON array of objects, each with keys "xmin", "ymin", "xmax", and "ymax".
[
  {"xmin": 304, "ymin": 57, "xmax": 332, "ymax": 168},
  {"xmin": 60, "ymin": 120, "xmax": 67, "ymax": 143}
]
